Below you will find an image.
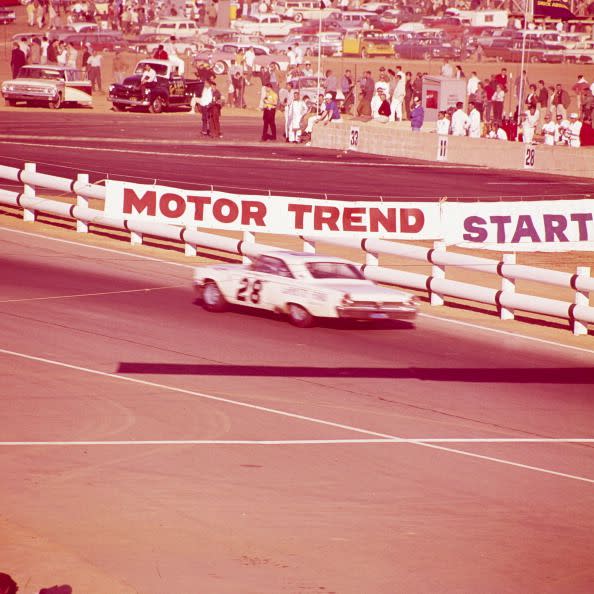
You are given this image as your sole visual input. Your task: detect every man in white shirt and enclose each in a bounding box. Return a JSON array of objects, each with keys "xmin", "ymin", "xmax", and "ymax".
[
  {"xmin": 567, "ymin": 113, "xmax": 582, "ymax": 148},
  {"xmin": 390, "ymin": 71, "xmax": 405, "ymax": 121},
  {"xmin": 467, "ymin": 71, "xmax": 480, "ymax": 99},
  {"xmin": 199, "ymin": 80, "xmax": 214, "ymax": 136},
  {"xmin": 294, "ymin": 42, "xmax": 304, "ymax": 65},
  {"xmin": 440, "ymin": 59, "xmax": 453, "ymax": 78},
  {"xmin": 164, "ymin": 36, "xmax": 185, "ymax": 76},
  {"xmin": 140, "ymin": 63, "xmax": 157, "ymax": 84},
  {"xmin": 468, "ymin": 102, "xmax": 481, "ymax": 138},
  {"xmin": 287, "ymin": 46, "xmax": 297, "ymax": 67},
  {"xmin": 541, "ymin": 114, "xmax": 556, "ymax": 146},
  {"xmin": 244, "ymin": 46, "xmax": 255, "ymax": 84},
  {"xmin": 286, "ymin": 90, "xmax": 309, "ymax": 142},
  {"xmin": 554, "ymin": 113, "xmax": 570, "ymax": 144},
  {"xmin": 450, "ymin": 102, "xmax": 469, "ymax": 136},
  {"xmin": 436, "ymin": 110, "xmax": 450, "ymax": 135},
  {"xmin": 522, "ymin": 105, "xmax": 540, "ymax": 143}
]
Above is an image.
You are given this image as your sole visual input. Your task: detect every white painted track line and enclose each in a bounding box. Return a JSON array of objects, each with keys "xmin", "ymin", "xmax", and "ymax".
[{"xmin": 0, "ymin": 347, "xmax": 593, "ymax": 485}]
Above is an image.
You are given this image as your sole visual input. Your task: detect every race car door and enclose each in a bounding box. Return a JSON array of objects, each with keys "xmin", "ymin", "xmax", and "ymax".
[{"xmin": 231, "ymin": 255, "xmax": 293, "ymax": 312}]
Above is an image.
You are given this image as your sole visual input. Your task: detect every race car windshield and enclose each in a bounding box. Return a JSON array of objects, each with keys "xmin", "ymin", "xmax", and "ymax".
[{"xmin": 305, "ymin": 262, "xmax": 364, "ymax": 280}]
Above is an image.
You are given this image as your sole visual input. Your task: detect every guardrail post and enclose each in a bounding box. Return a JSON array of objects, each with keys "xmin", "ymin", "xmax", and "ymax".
[
  {"xmin": 500, "ymin": 253, "xmax": 516, "ymax": 321},
  {"xmin": 23, "ymin": 162, "xmax": 36, "ymax": 222},
  {"xmin": 302, "ymin": 237, "xmax": 316, "ymax": 254},
  {"xmin": 430, "ymin": 240, "xmax": 445, "ymax": 306},
  {"xmin": 242, "ymin": 230, "xmax": 254, "ymax": 264},
  {"xmin": 76, "ymin": 173, "xmax": 89, "ymax": 233},
  {"xmin": 130, "ymin": 230, "xmax": 143, "ymax": 246},
  {"xmin": 184, "ymin": 238, "xmax": 197, "ymax": 257},
  {"xmin": 365, "ymin": 250, "xmax": 378, "ymax": 268},
  {"xmin": 572, "ymin": 266, "xmax": 591, "ymax": 336}
]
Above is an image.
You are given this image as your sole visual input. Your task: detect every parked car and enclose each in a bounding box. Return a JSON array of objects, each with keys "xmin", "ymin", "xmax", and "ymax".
[
  {"xmin": 275, "ymin": 0, "xmax": 339, "ymax": 23},
  {"xmin": 59, "ymin": 31, "xmax": 128, "ymax": 51},
  {"xmin": 230, "ymin": 14, "xmax": 302, "ymax": 37},
  {"xmin": 287, "ymin": 75, "xmax": 323, "ymax": 101},
  {"xmin": 194, "ymin": 43, "xmax": 289, "ymax": 75},
  {"xmin": 108, "ymin": 59, "xmax": 203, "ymax": 113},
  {"xmin": 193, "ymin": 252, "xmax": 418, "ymax": 327},
  {"xmin": 564, "ymin": 40, "xmax": 594, "ymax": 63},
  {"xmin": 483, "ymin": 38, "xmax": 564, "ymax": 63},
  {"xmin": 360, "ymin": 2, "xmax": 392, "ymax": 15},
  {"xmin": 269, "ymin": 33, "xmax": 320, "ymax": 57},
  {"xmin": 394, "ymin": 38, "xmax": 461, "ymax": 60},
  {"xmin": 2, "ymin": 64, "xmax": 92, "ymax": 109},
  {"xmin": 126, "ymin": 33, "xmax": 203, "ymax": 56},
  {"xmin": 342, "ymin": 30, "xmax": 395, "ymax": 58},
  {"xmin": 141, "ymin": 17, "xmax": 203, "ymax": 38},
  {"xmin": 292, "ymin": 18, "xmax": 347, "ymax": 35},
  {"xmin": 0, "ymin": 6, "xmax": 16, "ymax": 24}
]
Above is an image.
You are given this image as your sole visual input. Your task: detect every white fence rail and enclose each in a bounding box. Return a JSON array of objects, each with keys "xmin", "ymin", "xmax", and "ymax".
[{"xmin": 0, "ymin": 163, "xmax": 592, "ymax": 336}]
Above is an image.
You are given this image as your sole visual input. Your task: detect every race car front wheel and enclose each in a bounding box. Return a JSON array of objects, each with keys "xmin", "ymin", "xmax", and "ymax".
[
  {"xmin": 287, "ymin": 303, "xmax": 314, "ymax": 328},
  {"xmin": 202, "ymin": 281, "xmax": 227, "ymax": 312}
]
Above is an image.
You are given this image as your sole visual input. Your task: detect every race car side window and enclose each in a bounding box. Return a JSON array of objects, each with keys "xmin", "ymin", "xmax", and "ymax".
[{"xmin": 253, "ymin": 256, "xmax": 293, "ymax": 278}]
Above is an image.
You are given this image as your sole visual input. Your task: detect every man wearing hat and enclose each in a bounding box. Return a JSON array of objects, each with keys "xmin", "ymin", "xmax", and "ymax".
[
  {"xmin": 260, "ymin": 84, "xmax": 278, "ymax": 141},
  {"xmin": 567, "ymin": 113, "xmax": 582, "ymax": 148}
]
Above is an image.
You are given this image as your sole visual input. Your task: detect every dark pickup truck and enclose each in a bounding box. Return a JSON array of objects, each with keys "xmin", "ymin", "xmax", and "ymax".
[{"xmin": 108, "ymin": 59, "xmax": 204, "ymax": 113}]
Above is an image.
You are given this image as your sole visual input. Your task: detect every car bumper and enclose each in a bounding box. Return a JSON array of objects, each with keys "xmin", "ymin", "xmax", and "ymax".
[
  {"xmin": 2, "ymin": 90, "xmax": 58, "ymax": 101},
  {"xmin": 336, "ymin": 305, "xmax": 417, "ymax": 321},
  {"xmin": 108, "ymin": 96, "xmax": 150, "ymax": 106}
]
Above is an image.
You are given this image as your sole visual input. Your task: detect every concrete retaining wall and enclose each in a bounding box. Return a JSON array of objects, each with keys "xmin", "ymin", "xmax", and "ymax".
[{"xmin": 311, "ymin": 120, "xmax": 594, "ymax": 179}]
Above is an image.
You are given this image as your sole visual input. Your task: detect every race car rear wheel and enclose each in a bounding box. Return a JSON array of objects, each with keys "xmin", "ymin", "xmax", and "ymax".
[
  {"xmin": 202, "ymin": 281, "xmax": 227, "ymax": 312},
  {"xmin": 149, "ymin": 96, "xmax": 164, "ymax": 113},
  {"xmin": 294, "ymin": 12, "xmax": 303, "ymax": 22},
  {"xmin": 5, "ymin": 99, "xmax": 16, "ymax": 107},
  {"xmin": 287, "ymin": 303, "xmax": 314, "ymax": 328}
]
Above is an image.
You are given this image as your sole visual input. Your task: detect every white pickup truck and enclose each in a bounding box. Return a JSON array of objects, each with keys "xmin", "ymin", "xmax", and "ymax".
[{"xmin": 230, "ymin": 14, "xmax": 302, "ymax": 37}]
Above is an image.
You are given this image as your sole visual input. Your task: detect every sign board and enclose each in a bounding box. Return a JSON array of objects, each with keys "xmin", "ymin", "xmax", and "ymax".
[
  {"xmin": 523, "ymin": 145, "xmax": 536, "ymax": 169},
  {"xmin": 437, "ymin": 136, "xmax": 448, "ymax": 162},
  {"xmin": 443, "ymin": 200, "xmax": 594, "ymax": 251},
  {"xmin": 105, "ymin": 180, "xmax": 442, "ymax": 240},
  {"xmin": 348, "ymin": 125, "xmax": 360, "ymax": 151}
]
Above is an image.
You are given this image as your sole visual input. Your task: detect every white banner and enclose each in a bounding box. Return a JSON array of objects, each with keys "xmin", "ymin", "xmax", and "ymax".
[
  {"xmin": 443, "ymin": 200, "xmax": 594, "ymax": 252},
  {"xmin": 104, "ymin": 180, "xmax": 442, "ymax": 239}
]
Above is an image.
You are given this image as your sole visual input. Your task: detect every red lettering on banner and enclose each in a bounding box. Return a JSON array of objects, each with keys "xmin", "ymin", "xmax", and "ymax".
[
  {"xmin": 511, "ymin": 215, "xmax": 540, "ymax": 243},
  {"xmin": 288, "ymin": 204, "xmax": 312, "ymax": 229},
  {"xmin": 314, "ymin": 206, "xmax": 339, "ymax": 231},
  {"xmin": 342, "ymin": 207, "xmax": 366, "ymax": 232},
  {"xmin": 159, "ymin": 193, "xmax": 186, "ymax": 218},
  {"xmin": 571, "ymin": 213, "xmax": 593, "ymax": 240},
  {"xmin": 400, "ymin": 208, "xmax": 424, "ymax": 233},
  {"xmin": 187, "ymin": 195, "xmax": 211, "ymax": 221},
  {"xmin": 123, "ymin": 189, "xmax": 156, "ymax": 216},
  {"xmin": 543, "ymin": 214, "xmax": 569, "ymax": 242},
  {"xmin": 369, "ymin": 208, "xmax": 397, "ymax": 233},
  {"xmin": 213, "ymin": 198, "xmax": 239, "ymax": 223},
  {"xmin": 463, "ymin": 216, "xmax": 487, "ymax": 242},
  {"xmin": 490, "ymin": 216, "xmax": 512, "ymax": 243},
  {"xmin": 241, "ymin": 201, "xmax": 267, "ymax": 226}
]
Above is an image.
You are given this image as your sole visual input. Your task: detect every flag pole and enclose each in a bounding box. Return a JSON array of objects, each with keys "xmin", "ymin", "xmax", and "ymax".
[
  {"xmin": 317, "ymin": 1, "xmax": 323, "ymax": 113},
  {"xmin": 516, "ymin": 0, "xmax": 531, "ymax": 136}
]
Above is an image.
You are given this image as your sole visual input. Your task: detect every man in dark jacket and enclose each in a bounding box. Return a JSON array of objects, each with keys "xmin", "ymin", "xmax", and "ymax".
[{"xmin": 11, "ymin": 42, "xmax": 26, "ymax": 78}]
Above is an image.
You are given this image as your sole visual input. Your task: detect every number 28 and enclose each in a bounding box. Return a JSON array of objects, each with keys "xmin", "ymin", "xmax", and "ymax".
[{"xmin": 236, "ymin": 278, "xmax": 263, "ymax": 303}]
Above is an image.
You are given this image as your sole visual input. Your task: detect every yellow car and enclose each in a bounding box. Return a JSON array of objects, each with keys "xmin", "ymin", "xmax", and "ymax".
[{"xmin": 342, "ymin": 30, "xmax": 395, "ymax": 58}]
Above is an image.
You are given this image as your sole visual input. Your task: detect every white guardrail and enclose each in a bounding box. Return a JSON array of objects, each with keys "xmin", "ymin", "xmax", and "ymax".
[{"xmin": 1, "ymin": 162, "xmax": 593, "ymax": 337}]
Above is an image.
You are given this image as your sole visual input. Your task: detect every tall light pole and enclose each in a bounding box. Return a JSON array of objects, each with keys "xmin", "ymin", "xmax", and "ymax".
[{"xmin": 516, "ymin": 0, "xmax": 532, "ymax": 134}]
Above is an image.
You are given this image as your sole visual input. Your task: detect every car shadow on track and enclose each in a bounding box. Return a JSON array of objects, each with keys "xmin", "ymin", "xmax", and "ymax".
[{"xmin": 116, "ymin": 362, "xmax": 594, "ymax": 383}]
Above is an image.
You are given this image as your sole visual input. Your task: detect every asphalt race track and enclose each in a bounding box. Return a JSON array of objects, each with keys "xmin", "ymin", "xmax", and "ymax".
[
  {"xmin": 1, "ymin": 110, "xmax": 594, "ymax": 593},
  {"xmin": 1, "ymin": 111, "xmax": 594, "ymax": 201}
]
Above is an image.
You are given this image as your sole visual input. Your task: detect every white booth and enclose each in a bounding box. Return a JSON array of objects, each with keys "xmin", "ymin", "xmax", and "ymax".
[{"xmin": 421, "ymin": 76, "xmax": 467, "ymax": 122}]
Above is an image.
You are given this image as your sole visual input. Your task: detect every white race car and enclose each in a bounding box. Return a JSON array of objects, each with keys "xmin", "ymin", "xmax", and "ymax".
[{"xmin": 193, "ymin": 251, "xmax": 418, "ymax": 327}]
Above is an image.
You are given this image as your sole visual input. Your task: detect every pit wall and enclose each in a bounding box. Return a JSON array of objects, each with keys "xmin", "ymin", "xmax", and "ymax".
[{"xmin": 311, "ymin": 120, "xmax": 594, "ymax": 180}]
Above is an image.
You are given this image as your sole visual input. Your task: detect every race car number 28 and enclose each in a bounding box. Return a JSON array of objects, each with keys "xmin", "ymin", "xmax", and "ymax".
[{"xmin": 236, "ymin": 278, "xmax": 262, "ymax": 303}]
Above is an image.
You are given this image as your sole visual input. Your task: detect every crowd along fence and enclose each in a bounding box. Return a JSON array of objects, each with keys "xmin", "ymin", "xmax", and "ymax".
[{"xmin": 0, "ymin": 162, "xmax": 592, "ymax": 336}]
